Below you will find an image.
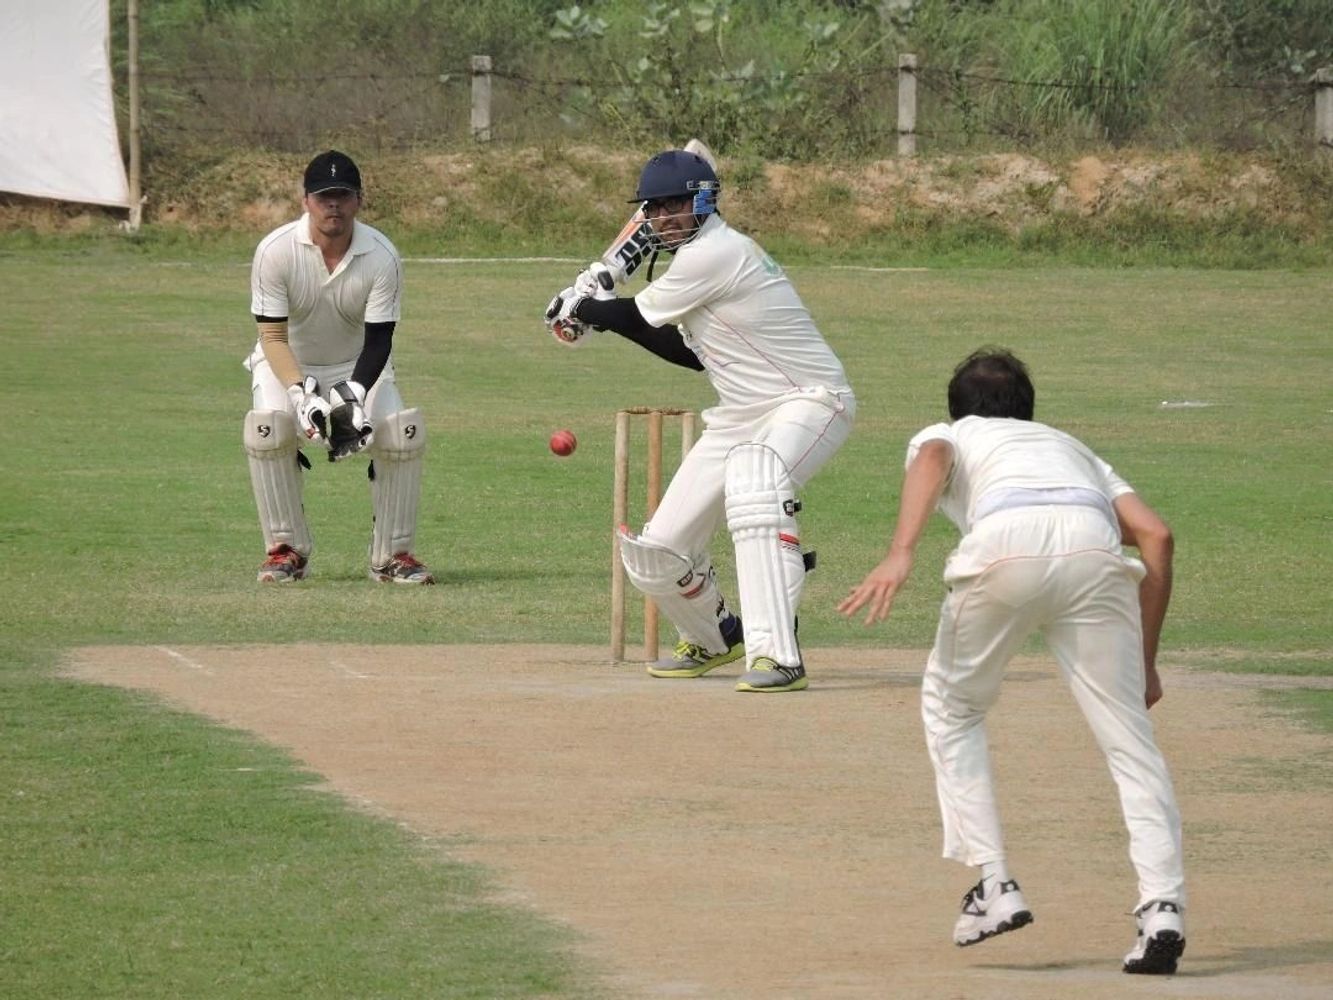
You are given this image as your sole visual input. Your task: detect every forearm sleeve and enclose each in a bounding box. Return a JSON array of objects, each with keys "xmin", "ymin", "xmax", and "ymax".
[
  {"xmin": 255, "ymin": 317, "xmax": 302, "ymax": 388},
  {"xmin": 351, "ymin": 321, "xmax": 396, "ymax": 389},
  {"xmin": 575, "ymin": 297, "xmax": 704, "ymax": 371}
]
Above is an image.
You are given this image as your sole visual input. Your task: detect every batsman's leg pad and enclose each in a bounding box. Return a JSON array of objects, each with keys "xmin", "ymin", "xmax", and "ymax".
[
  {"xmin": 724, "ymin": 442, "xmax": 804, "ymax": 667},
  {"xmin": 244, "ymin": 409, "xmax": 312, "ymax": 555},
  {"xmin": 367, "ymin": 408, "xmax": 426, "ymax": 569},
  {"xmin": 619, "ymin": 530, "xmax": 730, "ymax": 652}
]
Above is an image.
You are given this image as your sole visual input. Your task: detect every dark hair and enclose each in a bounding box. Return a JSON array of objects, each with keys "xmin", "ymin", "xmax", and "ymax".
[{"xmin": 947, "ymin": 348, "xmax": 1035, "ymax": 420}]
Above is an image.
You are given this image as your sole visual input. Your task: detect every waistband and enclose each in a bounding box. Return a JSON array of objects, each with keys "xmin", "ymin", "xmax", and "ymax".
[{"xmin": 972, "ymin": 486, "xmax": 1115, "ymax": 528}]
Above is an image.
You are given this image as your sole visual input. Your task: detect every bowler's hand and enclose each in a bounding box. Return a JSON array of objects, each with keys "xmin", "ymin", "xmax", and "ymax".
[
  {"xmin": 1144, "ymin": 663, "xmax": 1164, "ymax": 709},
  {"xmin": 837, "ymin": 548, "xmax": 915, "ymax": 625}
]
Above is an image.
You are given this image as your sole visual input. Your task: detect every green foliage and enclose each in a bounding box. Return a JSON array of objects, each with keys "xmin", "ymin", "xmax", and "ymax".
[
  {"xmin": 547, "ymin": 0, "xmax": 895, "ymax": 157},
  {"xmin": 903, "ymin": 0, "xmax": 1198, "ymax": 144},
  {"xmin": 1190, "ymin": 0, "xmax": 1333, "ymax": 81},
  {"xmin": 105, "ymin": 0, "xmax": 1331, "ymax": 157}
]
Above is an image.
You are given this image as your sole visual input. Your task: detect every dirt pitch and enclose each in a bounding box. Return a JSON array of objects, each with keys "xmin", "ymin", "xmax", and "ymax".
[{"xmin": 66, "ymin": 645, "xmax": 1332, "ymax": 999}]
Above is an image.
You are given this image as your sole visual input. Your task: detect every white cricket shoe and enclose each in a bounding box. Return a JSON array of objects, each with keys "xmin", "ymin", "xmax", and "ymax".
[
  {"xmin": 1123, "ymin": 899, "xmax": 1186, "ymax": 975},
  {"xmin": 953, "ymin": 876, "xmax": 1033, "ymax": 946}
]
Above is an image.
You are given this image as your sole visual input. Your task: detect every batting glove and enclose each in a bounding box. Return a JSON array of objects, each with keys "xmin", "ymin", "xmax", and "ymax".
[
  {"xmin": 327, "ymin": 379, "xmax": 373, "ymax": 461},
  {"xmin": 544, "ymin": 286, "xmax": 591, "ymax": 348},
  {"xmin": 573, "ymin": 261, "xmax": 617, "ymax": 300},
  {"xmin": 287, "ymin": 375, "xmax": 332, "ymax": 443}
]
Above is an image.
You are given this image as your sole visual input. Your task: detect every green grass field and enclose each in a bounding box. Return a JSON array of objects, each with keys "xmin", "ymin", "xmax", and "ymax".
[{"xmin": 2, "ymin": 246, "xmax": 1330, "ymax": 995}]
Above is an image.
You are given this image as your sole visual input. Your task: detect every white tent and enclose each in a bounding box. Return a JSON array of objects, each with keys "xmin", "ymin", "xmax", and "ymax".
[{"xmin": 0, "ymin": 0, "xmax": 130, "ymax": 207}]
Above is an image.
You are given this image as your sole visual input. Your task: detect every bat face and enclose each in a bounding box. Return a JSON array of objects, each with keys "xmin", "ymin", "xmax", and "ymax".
[{"xmin": 604, "ymin": 216, "xmax": 656, "ymax": 281}]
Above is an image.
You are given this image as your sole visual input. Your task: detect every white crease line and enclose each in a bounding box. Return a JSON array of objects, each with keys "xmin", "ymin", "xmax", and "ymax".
[
  {"xmin": 153, "ymin": 646, "xmax": 213, "ymax": 675},
  {"xmin": 329, "ymin": 659, "xmax": 375, "ymax": 680},
  {"xmin": 404, "ymin": 256, "xmax": 583, "ymax": 264},
  {"xmin": 827, "ymin": 265, "xmax": 930, "ymax": 272}
]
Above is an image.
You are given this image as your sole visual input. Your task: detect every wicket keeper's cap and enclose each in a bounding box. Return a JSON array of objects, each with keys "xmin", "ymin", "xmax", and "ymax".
[{"xmin": 303, "ymin": 150, "xmax": 362, "ymax": 194}]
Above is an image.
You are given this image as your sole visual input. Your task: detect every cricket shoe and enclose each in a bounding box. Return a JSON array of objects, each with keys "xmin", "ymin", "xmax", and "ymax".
[
  {"xmin": 1123, "ymin": 899, "xmax": 1185, "ymax": 975},
  {"xmin": 735, "ymin": 657, "xmax": 808, "ymax": 693},
  {"xmin": 370, "ymin": 552, "xmax": 435, "ymax": 585},
  {"xmin": 953, "ymin": 876, "xmax": 1033, "ymax": 946},
  {"xmin": 257, "ymin": 544, "xmax": 308, "ymax": 583},
  {"xmin": 648, "ymin": 614, "xmax": 745, "ymax": 678}
]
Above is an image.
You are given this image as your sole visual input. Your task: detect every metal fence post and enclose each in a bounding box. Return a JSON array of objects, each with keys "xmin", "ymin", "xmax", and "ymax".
[
  {"xmin": 898, "ymin": 53, "xmax": 918, "ymax": 158},
  {"xmin": 471, "ymin": 55, "xmax": 492, "ymax": 143},
  {"xmin": 1317, "ymin": 68, "xmax": 1333, "ymax": 157}
]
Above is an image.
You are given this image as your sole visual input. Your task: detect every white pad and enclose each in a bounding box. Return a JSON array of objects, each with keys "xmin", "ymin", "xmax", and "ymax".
[
  {"xmin": 244, "ymin": 409, "xmax": 311, "ymax": 555},
  {"xmin": 618, "ymin": 530, "xmax": 730, "ymax": 653},
  {"xmin": 724, "ymin": 443, "xmax": 805, "ymax": 666},
  {"xmin": 367, "ymin": 408, "xmax": 426, "ymax": 568}
]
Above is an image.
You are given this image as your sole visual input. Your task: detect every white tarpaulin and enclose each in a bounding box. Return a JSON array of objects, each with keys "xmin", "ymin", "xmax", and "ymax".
[{"xmin": 0, "ymin": 1, "xmax": 129, "ymax": 207}]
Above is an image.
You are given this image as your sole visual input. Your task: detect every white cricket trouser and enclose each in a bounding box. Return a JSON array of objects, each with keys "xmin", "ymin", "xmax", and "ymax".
[
  {"xmin": 640, "ymin": 386, "xmax": 855, "ymax": 658},
  {"xmin": 921, "ymin": 504, "xmax": 1185, "ymax": 910},
  {"xmin": 247, "ymin": 344, "xmax": 406, "ymax": 420}
]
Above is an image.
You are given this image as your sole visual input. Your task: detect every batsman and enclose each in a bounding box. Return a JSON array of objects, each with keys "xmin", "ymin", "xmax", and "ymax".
[
  {"xmin": 545, "ymin": 147, "xmax": 856, "ymax": 692},
  {"xmin": 243, "ymin": 150, "xmax": 433, "ymax": 584}
]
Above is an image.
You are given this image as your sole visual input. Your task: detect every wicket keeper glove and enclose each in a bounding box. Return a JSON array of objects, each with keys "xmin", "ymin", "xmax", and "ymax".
[
  {"xmin": 327, "ymin": 379, "xmax": 373, "ymax": 461},
  {"xmin": 287, "ymin": 375, "xmax": 332, "ymax": 443},
  {"xmin": 544, "ymin": 286, "xmax": 592, "ymax": 348}
]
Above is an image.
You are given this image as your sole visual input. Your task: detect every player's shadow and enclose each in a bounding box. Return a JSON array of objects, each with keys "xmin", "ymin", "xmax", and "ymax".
[
  {"xmin": 1183, "ymin": 940, "xmax": 1333, "ymax": 977},
  {"xmin": 803, "ymin": 670, "xmax": 922, "ymax": 691},
  {"xmin": 976, "ymin": 939, "xmax": 1333, "ymax": 977}
]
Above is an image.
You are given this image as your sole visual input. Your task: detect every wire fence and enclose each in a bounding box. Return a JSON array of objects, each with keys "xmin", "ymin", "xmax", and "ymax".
[{"xmin": 130, "ymin": 55, "xmax": 1332, "ymax": 159}]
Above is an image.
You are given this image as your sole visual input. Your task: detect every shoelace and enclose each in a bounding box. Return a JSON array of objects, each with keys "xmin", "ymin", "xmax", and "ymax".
[{"xmin": 672, "ymin": 640, "xmax": 708, "ymax": 662}]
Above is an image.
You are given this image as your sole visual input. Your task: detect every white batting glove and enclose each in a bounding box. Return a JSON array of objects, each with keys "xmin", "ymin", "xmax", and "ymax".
[
  {"xmin": 544, "ymin": 286, "xmax": 592, "ymax": 348},
  {"xmin": 327, "ymin": 379, "xmax": 373, "ymax": 461},
  {"xmin": 573, "ymin": 261, "xmax": 617, "ymax": 300},
  {"xmin": 287, "ymin": 375, "xmax": 333, "ymax": 443}
]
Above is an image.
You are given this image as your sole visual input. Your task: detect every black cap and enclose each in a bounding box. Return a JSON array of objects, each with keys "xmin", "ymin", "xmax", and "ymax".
[{"xmin": 303, "ymin": 150, "xmax": 362, "ymax": 194}]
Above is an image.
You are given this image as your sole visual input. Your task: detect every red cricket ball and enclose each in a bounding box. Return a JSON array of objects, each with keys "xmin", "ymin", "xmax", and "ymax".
[{"xmin": 549, "ymin": 429, "xmax": 577, "ymax": 457}]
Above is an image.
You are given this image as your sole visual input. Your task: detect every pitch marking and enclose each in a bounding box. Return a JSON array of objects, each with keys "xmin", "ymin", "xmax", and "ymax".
[{"xmin": 153, "ymin": 646, "xmax": 212, "ymax": 674}]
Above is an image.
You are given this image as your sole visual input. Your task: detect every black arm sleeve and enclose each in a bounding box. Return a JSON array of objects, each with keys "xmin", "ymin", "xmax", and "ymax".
[
  {"xmin": 351, "ymin": 321, "xmax": 396, "ymax": 388},
  {"xmin": 574, "ymin": 297, "xmax": 704, "ymax": 371}
]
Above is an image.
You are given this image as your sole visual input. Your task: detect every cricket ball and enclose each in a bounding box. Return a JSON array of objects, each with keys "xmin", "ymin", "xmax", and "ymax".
[{"xmin": 549, "ymin": 429, "xmax": 577, "ymax": 457}]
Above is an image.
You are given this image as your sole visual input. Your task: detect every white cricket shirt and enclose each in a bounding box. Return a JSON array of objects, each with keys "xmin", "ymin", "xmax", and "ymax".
[
  {"xmin": 250, "ymin": 214, "xmax": 402, "ymax": 366},
  {"xmin": 635, "ymin": 215, "xmax": 851, "ymax": 408},
  {"xmin": 908, "ymin": 416, "xmax": 1134, "ymax": 532}
]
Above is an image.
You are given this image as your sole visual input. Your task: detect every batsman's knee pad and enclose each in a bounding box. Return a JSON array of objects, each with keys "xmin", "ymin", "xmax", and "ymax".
[
  {"xmin": 367, "ymin": 408, "xmax": 426, "ymax": 568},
  {"xmin": 724, "ymin": 442, "xmax": 805, "ymax": 665},
  {"xmin": 244, "ymin": 409, "xmax": 311, "ymax": 555},
  {"xmin": 619, "ymin": 530, "xmax": 730, "ymax": 651}
]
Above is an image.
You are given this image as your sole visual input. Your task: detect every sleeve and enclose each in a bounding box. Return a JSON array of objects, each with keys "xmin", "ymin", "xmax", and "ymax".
[
  {"xmin": 905, "ymin": 422, "xmax": 955, "ymax": 469},
  {"xmin": 575, "ymin": 298, "xmax": 703, "ymax": 371},
  {"xmin": 633, "ymin": 240, "xmax": 732, "ymax": 327},
  {"xmin": 250, "ymin": 235, "xmax": 289, "ymax": 319},
  {"xmin": 363, "ymin": 241, "xmax": 403, "ymax": 324},
  {"xmin": 1094, "ymin": 454, "xmax": 1135, "ymax": 499},
  {"xmin": 351, "ymin": 321, "xmax": 396, "ymax": 388}
]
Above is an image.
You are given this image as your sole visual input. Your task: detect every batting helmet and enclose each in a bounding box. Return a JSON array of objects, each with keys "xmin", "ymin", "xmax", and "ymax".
[{"xmin": 631, "ymin": 149, "xmax": 720, "ymax": 218}]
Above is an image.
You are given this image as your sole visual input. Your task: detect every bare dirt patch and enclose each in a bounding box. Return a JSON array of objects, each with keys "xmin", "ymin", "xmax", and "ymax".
[{"xmin": 65, "ymin": 645, "xmax": 1333, "ymax": 999}]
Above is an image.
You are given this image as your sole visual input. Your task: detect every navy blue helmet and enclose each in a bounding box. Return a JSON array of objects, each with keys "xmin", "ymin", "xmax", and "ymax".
[{"xmin": 631, "ymin": 149, "xmax": 720, "ymax": 218}]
